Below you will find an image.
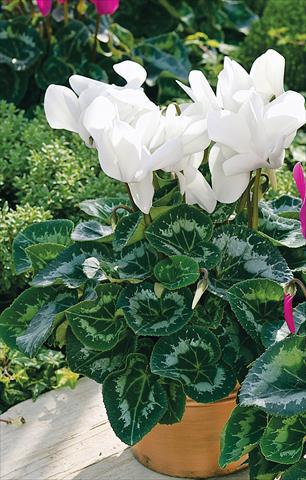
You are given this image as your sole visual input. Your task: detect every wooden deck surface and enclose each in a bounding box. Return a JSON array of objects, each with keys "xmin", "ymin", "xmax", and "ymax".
[{"xmin": 0, "ymin": 378, "xmax": 248, "ymax": 480}]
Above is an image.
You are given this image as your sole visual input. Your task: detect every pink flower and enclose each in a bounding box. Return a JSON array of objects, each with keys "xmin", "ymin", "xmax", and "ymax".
[
  {"xmin": 90, "ymin": 0, "xmax": 119, "ymax": 15},
  {"xmin": 293, "ymin": 162, "xmax": 306, "ymax": 239},
  {"xmin": 36, "ymin": 0, "xmax": 52, "ymax": 16},
  {"xmin": 283, "ymin": 293, "xmax": 295, "ymax": 334}
]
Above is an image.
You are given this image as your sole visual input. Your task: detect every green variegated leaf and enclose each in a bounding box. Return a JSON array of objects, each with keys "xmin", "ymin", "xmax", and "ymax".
[
  {"xmin": 66, "ymin": 328, "xmax": 136, "ymax": 383},
  {"xmin": 66, "ymin": 284, "xmax": 126, "ymax": 351},
  {"xmin": 103, "ymin": 353, "xmax": 167, "ymax": 445},
  {"xmin": 0, "ymin": 21, "xmax": 44, "ymax": 71},
  {"xmin": 153, "ymin": 183, "xmax": 182, "ymax": 207},
  {"xmin": 117, "ymin": 282, "xmax": 193, "ymax": 336},
  {"xmin": 281, "ymin": 459, "xmax": 306, "ymax": 479},
  {"xmin": 154, "ymin": 255, "xmax": 200, "ymax": 290},
  {"xmin": 101, "ymin": 242, "xmax": 158, "ymax": 282},
  {"xmin": 268, "ymin": 195, "xmax": 302, "ymax": 219},
  {"xmin": 136, "ymin": 337, "xmax": 155, "ymax": 358},
  {"xmin": 113, "ymin": 212, "xmax": 146, "ymax": 250},
  {"xmin": 79, "ymin": 197, "xmax": 130, "ymax": 224},
  {"xmin": 151, "ymin": 326, "xmax": 236, "ymax": 403},
  {"xmin": 146, "ymin": 205, "xmax": 220, "ymax": 268},
  {"xmin": 249, "ymin": 447, "xmax": 288, "ymax": 480},
  {"xmin": 240, "ymin": 336, "xmax": 306, "ymax": 416},
  {"xmin": 0, "ymin": 286, "xmax": 76, "ymax": 353},
  {"xmin": 210, "ymin": 225, "xmax": 292, "ymax": 297},
  {"xmin": 159, "ymin": 380, "xmax": 186, "ymax": 425},
  {"xmin": 260, "ymin": 414, "xmax": 306, "ymax": 464},
  {"xmin": 16, "ymin": 291, "xmax": 77, "ymax": 357},
  {"xmin": 211, "ymin": 202, "xmax": 237, "ymax": 224},
  {"xmin": 26, "ymin": 243, "xmax": 65, "ymax": 274},
  {"xmin": 258, "ymin": 202, "xmax": 305, "ymax": 249},
  {"xmin": 191, "ymin": 293, "xmax": 225, "ymax": 329},
  {"xmin": 215, "ymin": 311, "xmax": 241, "ymax": 366},
  {"xmin": 261, "ymin": 302, "xmax": 306, "ymax": 347},
  {"xmin": 228, "ymin": 279, "xmax": 283, "ymax": 344},
  {"xmin": 13, "ymin": 219, "xmax": 74, "ymax": 274},
  {"xmin": 31, "ymin": 242, "xmax": 109, "ymax": 288},
  {"xmin": 71, "ymin": 221, "xmax": 113, "ymax": 242},
  {"xmin": 280, "ymin": 246, "xmax": 306, "ymax": 273},
  {"xmin": 219, "ymin": 406, "xmax": 267, "ymax": 468}
]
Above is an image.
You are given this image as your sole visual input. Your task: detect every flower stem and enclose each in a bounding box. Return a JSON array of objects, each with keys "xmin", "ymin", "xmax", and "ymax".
[
  {"xmin": 92, "ymin": 14, "xmax": 101, "ymax": 61},
  {"xmin": 27, "ymin": 0, "xmax": 35, "ymax": 19},
  {"xmin": 251, "ymin": 168, "xmax": 262, "ymax": 230},
  {"xmin": 143, "ymin": 213, "xmax": 152, "ymax": 226},
  {"xmin": 44, "ymin": 15, "xmax": 52, "ymax": 42},
  {"xmin": 64, "ymin": 0, "xmax": 69, "ymax": 25},
  {"xmin": 125, "ymin": 184, "xmax": 137, "ymax": 211}
]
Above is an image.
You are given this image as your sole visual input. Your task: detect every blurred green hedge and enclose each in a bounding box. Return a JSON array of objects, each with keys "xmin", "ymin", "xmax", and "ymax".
[
  {"xmin": 0, "ymin": 102, "xmax": 123, "ymax": 305},
  {"xmin": 239, "ymin": 0, "xmax": 306, "ymax": 91}
]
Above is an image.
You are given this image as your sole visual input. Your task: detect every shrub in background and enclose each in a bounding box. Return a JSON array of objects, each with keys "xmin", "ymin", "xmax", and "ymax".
[
  {"xmin": 0, "ymin": 203, "xmax": 51, "ymax": 305},
  {"xmin": 0, "ymin": 102, "xmax": 124, "ymax": 307},
  {"xmin": 239, "ymin": 0, "xmax": 306, "ymax": 91},
  {"xmin": 0, "ymin": 342, "xmax": 78, "ymax": 414}
]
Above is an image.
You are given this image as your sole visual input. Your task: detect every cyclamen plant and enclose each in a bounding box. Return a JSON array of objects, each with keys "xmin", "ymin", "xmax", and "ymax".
[{"xmin": 1, "ymin": 50, "xmax": 306, "ymax": 479}]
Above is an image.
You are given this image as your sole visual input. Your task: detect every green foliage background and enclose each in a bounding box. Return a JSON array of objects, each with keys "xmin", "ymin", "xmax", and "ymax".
[{"xmin": 0, "ymin": 6, "xmax": 305, "ymax": 472}]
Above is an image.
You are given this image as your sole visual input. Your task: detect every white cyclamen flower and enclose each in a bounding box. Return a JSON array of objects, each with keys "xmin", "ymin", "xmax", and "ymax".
[
  {"xmin": 179, "ymin": 49, "xmax": 285, "ymax": 114},
  {"xmin": 44, "ymin": 60, "xmax": 156, "ymax": 146},
  {"xmin": 208, "ymin": 90, "xmax": 305, "ymax": 203}
]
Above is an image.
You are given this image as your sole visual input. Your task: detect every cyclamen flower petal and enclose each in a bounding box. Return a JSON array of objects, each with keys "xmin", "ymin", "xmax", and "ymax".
[
  {"xmin": 36, "ymin": 0, "xmax": 52, "ymax": 16},
  {"xmin": 91, "ymin": 0, "xmax": 119, "ymax": 15},
  {"xmin": 293, "ymin": 163, "xmax": 306, "ymax": 239},
  {"xmin": 250, "ymin": 49, "xmax": 285, "ymax": 100},
  {"xmin": 283, "ymin": 293, "xmax": 295, "ymax": 334}
]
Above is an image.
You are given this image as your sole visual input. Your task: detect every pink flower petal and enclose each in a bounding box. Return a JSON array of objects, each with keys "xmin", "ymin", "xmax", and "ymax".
[
  {"xmin": 91, "ymin": 0, "xmax": 119, "ymax": 15},
  {"xmin": 36, "ymin": 0, "xmax": 52, "ymax": 16},
  {"xmin": 293, "ymin": 163, "xmax": 306, "ymax": 239},
  {"xmin": 293, "ymin": 162, "xmax": 306, "ymax": 200},
  {"xmin": 283, "ymin": 293, "xmax": 295, "ymax": 334}
]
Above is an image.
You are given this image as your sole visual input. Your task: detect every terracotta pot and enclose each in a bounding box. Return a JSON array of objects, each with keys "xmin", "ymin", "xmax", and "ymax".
[{"xmin": 132, "ymin": 390, "xmax": 248, "ymax": 478}]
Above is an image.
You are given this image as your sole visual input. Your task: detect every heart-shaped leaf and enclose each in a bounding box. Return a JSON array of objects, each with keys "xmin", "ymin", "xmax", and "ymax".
[
  {"xmin": 281, "ymin": 459, "xmax": 306, "ymax": 480},
  {"xmin": 159, "ymin": 380, "xmax": 186, "ymax": 425},
  {"xmin": 71, "ymin": 221, "xmax": 113, "ymax": 242},
  {"xmin": 31, "ymin": 242, "xmax": 109, "ymax": 288},
  {"xmin": 79, "ymin": 197, "xmax": 130, "ymax": 224},
  {"xmin": 66, "ymin": 284, "xmax": 126, "ymax": 351},
  {"xmin": 261, "ymin": 302, "xmax": 306, "ymax": 347},
  {"xmin": 151, "ymin": 326, "xmax": 236, "ymax": 403},
  {"xmin": 66, "ymin": 328, "xmax": 136, "ymax": 383},
  {"xmin": 13, "ymin": 219, "xmax": 74, "ymax": 274},
  {"xmin": 103, "ymin": 353, "xmax": 167, "ymax": 445},
  {"xmin": 154, "ymin": 255, "xmax": 200, "ymax": 289},
  {"xmin": 219, "ymin": 406, "xmax": 267, "ymax": 468},
  {"xmin": 210, "ymin": 225, "xmax": 292, "ymax": 297},
  {"xmin": 113, "ymin": 212, "xmax": 146, "ymax": 250},
  {"xmin": 228, "ymin": 279, "xmax": 283, "ymax": 344},
  {"xmin": 26, "ymin": 243, "xmax": 66, "ymax": 274},
  {"xmin": 260, "ymin": 413, "xmax": 306, "ymax": 464},
  {"xmin": 117, "ymin": 282, "xmax": 193, "ymax": 336},
  {"xmin": 267, "ymin": 195, "xmax": 302, "ymax": 219},
  {"xmin": 0, "ymin": 21, "xmax": 44, "ymax": 71},
  {"xmin": 102, "ymin": 241, "xmax": 158, "ymax": 282},
  {"xmin": 191, "ymin": 293, "xmax": 225, "ymax": 329},
  {"xmin": 240, "ymin": 335, "xmax": 306, "ymax": 416},
  {"xmin": 258, "ymin": 202, "xmax": 305, "ymax": 249},
  {"xmin": 215, "ymin": 311, "xmax": 241, "ymax": 367},
  {"xmin": 16, "ymin": 290, "xmax": 77, "ymax": 357},
  {"xmin": 0, "ymin": 286, "xmax": 76, "ymax": 353},
  {"xmin": 146, "ymin": 205, "xmax": 220, "ymax": 268},
  {"xmin": 249, "ymin": 447, "xmax": 288, "ymax": 480}
]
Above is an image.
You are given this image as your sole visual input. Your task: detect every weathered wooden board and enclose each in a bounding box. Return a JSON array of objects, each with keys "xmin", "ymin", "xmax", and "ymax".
[{"xmin": 0, "ymin": 378, "xmax": 248, "ymax": 480}]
